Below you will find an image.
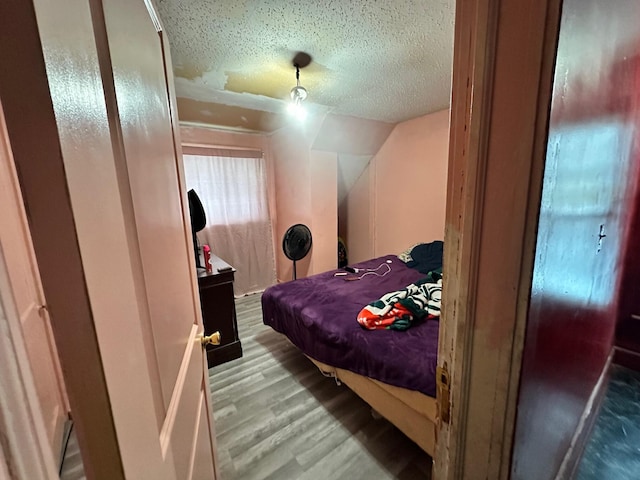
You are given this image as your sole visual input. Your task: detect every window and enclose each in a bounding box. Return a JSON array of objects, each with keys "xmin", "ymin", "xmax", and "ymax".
[{"xmin": 183, "ymin": 149, "xmax": 276, "ymax": 295}]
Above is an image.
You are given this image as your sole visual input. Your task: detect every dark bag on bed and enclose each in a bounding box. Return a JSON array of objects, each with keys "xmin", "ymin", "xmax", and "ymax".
[{"xmin": 406, "ymin": 241, "xmax": 444, "ymax": 274}]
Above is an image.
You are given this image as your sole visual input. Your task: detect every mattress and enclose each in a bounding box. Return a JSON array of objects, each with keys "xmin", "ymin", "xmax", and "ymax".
[{"xmin": 261, "ymin": 255, "xmax": 439, "ymax": 396}]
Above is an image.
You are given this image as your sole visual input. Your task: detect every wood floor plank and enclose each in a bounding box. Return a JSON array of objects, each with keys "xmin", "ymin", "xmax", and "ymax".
[
  {"xmin": 232, "ymin": 445, "xmax": 296, "ymax": 480},
  {"xmin": 262, "ymin": 458, "xmax": 305, "ymax": 480},
  {"xmin": 291, "ymin": 401, "xmax": 373, "ymax": 466},
  {"xmin": 209, "ymin": 292, "xmax": 432, "ymax": 480},
  {"xmin": 296, "ymin": 435, "xmax": 376, "ymax": 480},
  {"xmin": 213, "ymin": 402, "xmax": 238, "ymax": 422},
  {"xmin": 293, "ymin": 407, "xmax": 372, "ymax": 469}
]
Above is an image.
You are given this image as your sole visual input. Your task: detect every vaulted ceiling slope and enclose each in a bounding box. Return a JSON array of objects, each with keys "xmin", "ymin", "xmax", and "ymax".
[{"xmin": 157, "ymin": 0, "xmax": 455, "ymax": 133}]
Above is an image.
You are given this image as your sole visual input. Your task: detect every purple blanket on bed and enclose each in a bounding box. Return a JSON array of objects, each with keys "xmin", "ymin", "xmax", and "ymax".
[{"xmin": 261, "ymin": 255, "xmax": 439, "ymax": 396}]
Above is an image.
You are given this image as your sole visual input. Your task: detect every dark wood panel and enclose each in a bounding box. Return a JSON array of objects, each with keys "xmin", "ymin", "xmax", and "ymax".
[
  {"xmin": 512, "ymin": 0, "xmax": 640, "ymax": 478},
  {"xmin": 198, "ymin": 254, "xmax": 242, "ymax": 367}
]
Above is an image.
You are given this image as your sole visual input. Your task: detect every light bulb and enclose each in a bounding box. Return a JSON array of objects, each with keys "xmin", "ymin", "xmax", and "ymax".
[
  {"xmin": 290, "ymin": 85, "xmax": 308, "ymax": 102},
  {"xmin": 287, "ymin": 65, "xmax": 308, "ymax": 120},
  {"xmin": 287, "ymin": 101, "xmax": 307, "ymax": 120}
]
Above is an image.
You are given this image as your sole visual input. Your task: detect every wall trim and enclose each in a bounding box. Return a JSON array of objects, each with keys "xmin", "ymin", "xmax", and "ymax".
[
  {"xmin": 179, "ymin": 120, "xmax": 267, "ymax": 136},
  {"xmin": 555, "ymin": 350, "xmax": 613, "ymax": 480},
  {"xmin": 182, "ymin": 145, "xmax": 263, "ymax": 158},
  {"xmin": 613, "ymin": 346, "xmax": 640, "ymax": 373}
]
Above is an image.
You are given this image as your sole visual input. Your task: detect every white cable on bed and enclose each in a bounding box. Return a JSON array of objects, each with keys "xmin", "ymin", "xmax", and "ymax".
[
  {"xmin": 334, "ymin": 261, "xmax": 393, "ymax": 281},
  {"xmin": 356, "ymin": 261, "xmax": 392, "ymax": 273},
  {"xmin": 355, "ymin": 263, "xmax": 391, "ymax": 279}
]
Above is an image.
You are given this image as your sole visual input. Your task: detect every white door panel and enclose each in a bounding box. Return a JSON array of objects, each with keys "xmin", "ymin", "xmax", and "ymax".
[{"xmin": 103, "ymin": 0, "xmax": 199, "ymax": 414}]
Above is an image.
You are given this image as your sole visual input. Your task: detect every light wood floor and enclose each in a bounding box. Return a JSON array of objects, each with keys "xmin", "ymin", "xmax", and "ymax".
[
  {"xmin": 212, "ymin": 293, "xmax": 432, "ymax": 480},
  {"xmin": 61, "ymin": 293, "xmax": 432, "ymax": 479}
]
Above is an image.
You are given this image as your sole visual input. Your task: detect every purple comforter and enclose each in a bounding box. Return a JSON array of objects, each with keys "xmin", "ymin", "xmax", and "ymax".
[{"xmin": 261, "ymin": 255, "xmax": 439, "ymax": 397}]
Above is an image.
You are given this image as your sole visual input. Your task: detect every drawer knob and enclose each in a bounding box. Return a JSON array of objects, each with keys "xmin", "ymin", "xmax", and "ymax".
[{"xmin": 201, "ymin": 332, "xmax": 221, "ymax": 346}]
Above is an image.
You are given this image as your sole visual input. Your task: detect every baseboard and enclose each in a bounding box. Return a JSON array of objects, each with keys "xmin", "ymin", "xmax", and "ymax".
[
  {"xmin": 554, "ymin": 350, "xmax": 612, "ymax": 480},
  {"xmin": 613, "ymin": 346, "xmax": 640, "ymax": 371}
]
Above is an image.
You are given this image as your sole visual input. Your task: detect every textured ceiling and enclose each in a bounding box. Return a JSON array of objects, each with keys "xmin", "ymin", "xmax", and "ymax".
[{"xmin": 156, "ymin": 0, "xmax": 455, "ymax": 132}]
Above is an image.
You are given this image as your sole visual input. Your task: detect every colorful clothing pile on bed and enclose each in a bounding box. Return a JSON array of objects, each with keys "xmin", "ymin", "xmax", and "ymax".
[{"xmin": 357, "ymin": 271, "xmax": 442, "ymax": 331}]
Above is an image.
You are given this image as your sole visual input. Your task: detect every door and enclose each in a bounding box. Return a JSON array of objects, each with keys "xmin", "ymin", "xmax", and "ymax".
[
  {"xmin": 97, "ymin": 0, "xmax": 220, "ymax": 478},
  {"xmin": 511, "ymin": 0, "xmax": 640, "ymax": 477},
  {"xmin": 0, "ymin": 0, "xmax": 217, "ymax": 478},
  {"xmin": 0, "ymin": 101, "xmax": 61, "ymax": 480},
  {"xmin": 0, "ymin": 98, "xmax": 69, "ymax": 464}
]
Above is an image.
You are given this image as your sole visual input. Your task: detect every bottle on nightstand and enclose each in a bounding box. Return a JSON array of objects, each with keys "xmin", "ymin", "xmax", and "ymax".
[{"xmin": 202, "ymin": 244, "xmax": 212, "ymax": 273}]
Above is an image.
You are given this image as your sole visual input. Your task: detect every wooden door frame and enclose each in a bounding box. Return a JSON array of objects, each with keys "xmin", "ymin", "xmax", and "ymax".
[
  {"xmin": 434, "ymin": 0, "xmax": 563, "ymax": 478},
  {"xmin": 0, "ymin": 100, "xmax": 60, "ymax": 480}
]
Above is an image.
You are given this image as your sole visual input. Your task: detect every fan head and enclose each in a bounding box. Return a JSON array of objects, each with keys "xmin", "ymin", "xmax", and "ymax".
[
  {"xmin": 188, "ymin": 189, "xmax": 206, "ymax": 232},
  {"xmin": 282, "ymin": 224, "xmax": 312, "ymax": 261}
]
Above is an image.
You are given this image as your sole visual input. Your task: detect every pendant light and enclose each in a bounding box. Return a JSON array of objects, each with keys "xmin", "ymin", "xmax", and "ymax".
[{"xmin": 288, "ymin": 63, "xmax": 308, "ymax": 119}]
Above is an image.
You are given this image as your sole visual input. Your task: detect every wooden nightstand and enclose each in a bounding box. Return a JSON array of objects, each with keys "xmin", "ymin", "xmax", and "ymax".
[{"xmin": 197, "ymin": 254, "xmax": 242, "ymax": 367}]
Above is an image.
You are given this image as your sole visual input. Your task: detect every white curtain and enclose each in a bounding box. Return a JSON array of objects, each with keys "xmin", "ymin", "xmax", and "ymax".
[{"xmin": 183, "ymin": 153, "xmax": 276, "ymax": 296}]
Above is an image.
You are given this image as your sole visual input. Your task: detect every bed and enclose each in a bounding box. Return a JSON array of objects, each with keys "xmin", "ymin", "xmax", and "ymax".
[{"xmin": 261, "ymin": 254, "xmax": 440, "ymax": 456}]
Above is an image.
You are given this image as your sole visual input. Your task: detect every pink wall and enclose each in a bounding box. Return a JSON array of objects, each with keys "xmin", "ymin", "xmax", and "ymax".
[
  {"xmin": 341, "ymin": 109, "xmax": 450, "ymax": 260},
  {"xmin": 343, "ymin": 166, "xmax": 374, "ymax": 263},
  {"xmin": 511, "ymin": 0, "xmax": 640, "ymax": 478},
  {"xmin": 374, "ymin": 109, "xmax": 449, "ymax": 256},
  {"xmin": 270, "ymin": 115, "xmax": 347, "ymax": 281},
  {"xmin": 310, "ymin": 151, "xmax": 338, "ymax": 273},
  {"xmin": 312, "ymin": 114, "xmax": 394, "ymax": 154},
  {"xmin": 269, "ymin": 125, "xmax": 313, "ymax": 281}
]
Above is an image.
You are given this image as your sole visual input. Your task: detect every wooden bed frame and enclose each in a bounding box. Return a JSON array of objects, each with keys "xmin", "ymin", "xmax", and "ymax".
[{"xmin": 305, "ymin": 355, "xmax": 437, "ymax": 457}]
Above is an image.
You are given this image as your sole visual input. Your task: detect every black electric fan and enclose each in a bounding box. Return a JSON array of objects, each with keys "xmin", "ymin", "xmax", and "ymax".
[
  {"xmin": 282, "ymin": 224, "xmax": 312, "ymax": 280},
  {"xmin": 187, "ymin": 189, "xmax": 207, "ymax": 269}
]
